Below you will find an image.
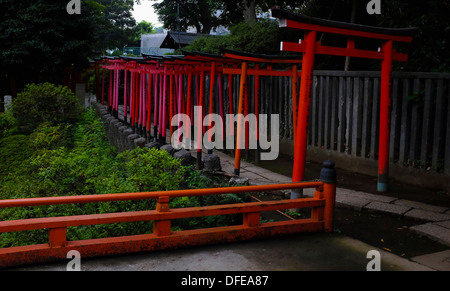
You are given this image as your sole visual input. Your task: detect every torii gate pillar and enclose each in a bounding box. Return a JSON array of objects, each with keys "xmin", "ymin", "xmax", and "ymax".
[{"xmin": 291, "ymin": 30, "xmax": 316, "ymax": 199}]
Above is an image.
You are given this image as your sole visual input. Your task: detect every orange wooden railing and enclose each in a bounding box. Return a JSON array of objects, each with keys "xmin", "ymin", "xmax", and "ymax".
[{"xmin": 0, "ymin": 166, "xmax": 336, "ymax": 268}]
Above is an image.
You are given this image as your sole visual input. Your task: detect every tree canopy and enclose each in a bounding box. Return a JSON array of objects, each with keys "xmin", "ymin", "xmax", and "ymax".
[
  {"xmin": 152, "ymin": 0, "xmax": 308, "ymax": 34},
  {"xmin": 180, "ymin": 0, "xmax": 450, "ymax": 72},
  {"xmin": 132, "ymin": 20, "xmax": 155, "ymax": 45},
  {"xmin": 1, "ymin": 0, "xmax": 448, "ymax": 98},
  {"xmin": 152, "ymin": 0, "xmax": 222, "ymax": 34},
  {"xmin": 288, "ymin": 0, "xmax": 450, "ymax": 72},
  {"xmin": 0, "ymin": 0, "xmax": 137, "ymax": 95}
]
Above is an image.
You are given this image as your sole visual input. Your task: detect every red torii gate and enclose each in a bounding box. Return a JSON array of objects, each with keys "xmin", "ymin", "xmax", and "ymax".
[
  {"xmin": 271, "ymin": 6, "xmax": 416, "ymax": 193},
  {"xmin": 180, "ymin": 51, "xmax": 240, "ymax": 167},
  {"xmin": 96, "ymin": 52, "xmax": 305, "ymax": 176},
  {"xmin": 221, "ymin": 49, "xmax": 303, "ymax": 175},
  {"xmin": 97, "ymin": 53, "xmax": 238, "ymax": 169}
]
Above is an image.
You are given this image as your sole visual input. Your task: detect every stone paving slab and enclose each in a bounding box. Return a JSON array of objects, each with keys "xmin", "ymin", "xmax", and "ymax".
[
  {"xmin": 236, "ymin": 170, "xmax": 266, "ymax": 181},
  {"xmin": 250, "ymin": 172, "xmax": 292, "ymax": 184},
  {"xmin": 394, "ymin": 199, "xmax": 449, "ymax": 213},
  {"xmin": 435, "ymin": 220, "xmax": 450, "ymax": 229},
  {"xmin": 410, "ymin": 223, "xmax": 450, "ymax": 247},
  {"xmin": 336, "ymin": 195, "xmax": 372, "ymax": 211},
  {"xmin": 364, "ymin": 201, "xmax": 412, "ymax": 216},
  {"xmin": 336, "ymin": 187, "xmax": 357, "ymax": 196},
  {"xmin": 346, "ymin": 191, "xmax": 398, "ymax": 203},
  {"xmin": 404, "ymin": 209, "xmax": 450, "ymax": 222},
  {"xmin": 243, "ymin": 166, "xmax": 279, "ymax": 175},
  {"xmin": 218, "ymin": 161, "xmax": 235, "ymax": 174},
  {"xmin": 411, "ymin": 250, "xmax": 450, "ymax": 271}
]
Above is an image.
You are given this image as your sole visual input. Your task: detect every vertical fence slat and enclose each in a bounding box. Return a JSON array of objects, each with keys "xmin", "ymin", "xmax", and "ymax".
[
  {"xmin": 389, "ymin": 78, "xmax": 400, "ymax": 162},
  {"xmin": 264, "ymin": 76, "xmax": 270, "ymax": 116},
  {"xmin": 420, "ymin": 79, "xmax": 433, "ymax": 165},
  {"xmin": 432, "ymin": 79, "xmax": 445, "ymax": 170},
  {"xmin": 445, "ymin": 81, "xmax": 450, "ymax": 175},
  {"xmin": 352, "ymin": 77, "xmax": 362, "ymax": 157},
  {"xmin": 318, "ymin": 76, "xmax": 324, "ymax": 147},
  {"xmin": 276, "ymin": 76, "xmax": 282, "ymax": 138},
  {"xmin": 330, "ymin": 76, "xmax": 338, "ymax": 151},
  {"xmin": 289, "ymin": 77, "xmax": 296, "ymax": 140},
  {"xmin": 337, "ymin": 76, "xmax": 346, "ymax": 153},
  {"xmin": 284, "ymin": 76, "xmax": 290, "ymax": 139},
  {"xmin": 409, "ymin": 78, "xmax": 421, "ymax": 163},
  {"xmin": 324, "ymin": 76, "xmax": 331, "ymax": 149},
  {"xmin": 311, "ymin": 76, "xmax": 318, "ymax": 146},
  {"xmin": 361, "ymin": 77, "xmax": 371, "ymax": 158},
  {"xmin": 345, "ymin": 77, "xmax": 353, "ymax": 154},
  {"xmin": 370, "ymin": 77, "xmax": 380, "ymax": 160},
  {"xmin": 399, "ymin": 79, "xmax": 411, "ymax": 164}
]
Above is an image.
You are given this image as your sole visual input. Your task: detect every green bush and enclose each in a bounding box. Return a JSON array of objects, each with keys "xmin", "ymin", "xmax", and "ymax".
[
  {"xmin": 117, "ymin": 147, "xmax": 188, "ymax": 192},
  {"xmin": 12, "ymin": 82, "xmax": 82, "ymax": 133},
  {"xmin": 71, "ymin": 107, "xmax": 113, "ymax": 155},
  {"xmin": 0, "ymin": 108, "xmax": 191, "ymax": 246},
  {"xmin": 0, "ymin": 111, "xmax": 18, "ymax": 139},
  {"xmin": 0, "ymin": 134, "xmax": 32, "ymax": 179},
  {"xmin": 0, "ymin": 108, "xmax": 249, "ymax": 247},
  {"xmin": 29, "ymin": 122, "xmax": 70, "ymax": 151}
]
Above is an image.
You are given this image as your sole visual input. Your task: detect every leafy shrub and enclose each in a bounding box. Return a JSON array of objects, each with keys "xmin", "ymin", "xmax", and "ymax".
[
  {"xmin": 0, "ymin": 111, "xmax": 18, "ymax": 139},
  {"xmin": 117, "ymin": 147, "xmax": 187, "ymax": 192},
  {"xmin": 0, "ymin": 108, "xmax": 249, "ymax": 247},
  {"xmin": 71, "ymin": 107, "xmax": 113, "ymax": 155},
  {"xmin": 29, "ymin": 122, "xmax": 70, "ymax": 151},
  {"xmin": 12, "ymin": 82, "xmax": 82, "ymax": 133},
  {"xmin": 0, "ymin": 134, "xmax": 32, "ymax": 179}
]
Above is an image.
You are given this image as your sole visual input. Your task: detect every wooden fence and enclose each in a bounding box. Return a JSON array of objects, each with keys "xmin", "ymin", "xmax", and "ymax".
[{"xmin": 217, "ymin": 70, "xmax": 450, "ymax": 175}]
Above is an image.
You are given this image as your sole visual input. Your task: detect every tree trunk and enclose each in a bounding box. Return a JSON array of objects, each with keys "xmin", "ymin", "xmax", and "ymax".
[
  {"xmin": 9, "ymin": 75, "xmax": 17, "ymax": 98},
  {"xmin": 198, "ymin": 0, "xmax": 213, "ymax": 33},
  {"xmin": 243, "ymin": 0, "xmax": 257, "ymax": 26}
]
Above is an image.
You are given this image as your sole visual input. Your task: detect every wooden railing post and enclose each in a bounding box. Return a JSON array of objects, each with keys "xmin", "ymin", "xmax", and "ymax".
[
  {"xmin": 49, "ymin": 227, "xmax": 67, "ymax": 248},
  {"xmin": 243, "ymin": 212, "xmax": 260, "ymax": 227},
  {"xmin": 154, "ymin": 196, "xmax": 171, "ymax": 237},
  {"xmin": 320, "ymin": 160, "xmax": 337, "ymax": 233},
  {"xmin": 311, "ymin": 184, "xmax": 324, "ymax": 222}
]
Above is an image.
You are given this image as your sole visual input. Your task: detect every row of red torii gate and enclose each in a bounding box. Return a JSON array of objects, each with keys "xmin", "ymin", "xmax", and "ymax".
[{"xmin": 91, "ymin": 6, "xmax": 416, "ymax": 194}]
